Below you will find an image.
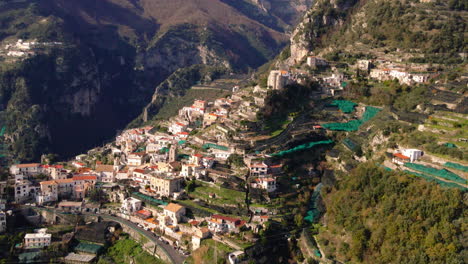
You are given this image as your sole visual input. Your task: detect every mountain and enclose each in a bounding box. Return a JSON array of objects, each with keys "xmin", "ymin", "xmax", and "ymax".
[
  {"xmin": 0, "ymin": 0, "xmax": 313, "ymax": 162},
  {"xmin": 288, "ymin": 0, "xmax": 466, "ymax": 64}
]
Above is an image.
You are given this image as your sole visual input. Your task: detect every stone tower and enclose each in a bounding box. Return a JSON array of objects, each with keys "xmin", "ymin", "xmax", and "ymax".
[{"xmin": 169, "ymin": 144, "xmax": 177, "ymax": 162}]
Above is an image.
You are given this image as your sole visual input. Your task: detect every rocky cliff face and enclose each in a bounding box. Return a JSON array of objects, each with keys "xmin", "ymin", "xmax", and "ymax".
[
  {"xmin": 289, "ymin": 0, "xmax": 358, "ymax": 63},
  {"xmin": 0, "ymin": 0, "xmax": 311, "ymax": 161}
]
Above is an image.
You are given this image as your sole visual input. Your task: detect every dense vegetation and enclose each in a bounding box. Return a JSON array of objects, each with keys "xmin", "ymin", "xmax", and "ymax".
[
  {"xmin": 320, "ymin": 163, "xmax": 466, "ymax": 263},
  {"xmin": 344, "ymin": 79, "xmax": 431, "ymax": 112},
  {"xmin": 302, "ymin": 0, "xmax": 467, "ymax": 63},
  {"xmin": 98, "ymin": 238, "xmax": 165, "ymax": 264}
]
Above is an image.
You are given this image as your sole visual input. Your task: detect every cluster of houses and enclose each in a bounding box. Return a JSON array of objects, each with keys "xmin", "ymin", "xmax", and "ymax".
[
  {"xmin": 370, "ymin": 68, "xmax": 429, "ymax": 85},
  {"xmin": 2, "ymin": 39, "xmax": 63, "ymax": 58},
  {"xmin": 118, "ymin": 197, "xmax": 254, "ymax": 250},
  {"xmin": 6, "ymin": 93, "xmax": 279, "ymax": 255},
  {"xmin": 11, "ymin": 163, "xmax": 98, "ymax": 205}
]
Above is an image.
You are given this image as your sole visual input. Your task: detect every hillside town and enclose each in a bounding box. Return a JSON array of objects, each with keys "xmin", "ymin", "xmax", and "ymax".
[
  {"xmin": 2, "ymin": 49, "xmax": 466, "ymax": 262},
  {"xmin": 1, "ymin": 10, "xmax": 467, "ymax": 264}
]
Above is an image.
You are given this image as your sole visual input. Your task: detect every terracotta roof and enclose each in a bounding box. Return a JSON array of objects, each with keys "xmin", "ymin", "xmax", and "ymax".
[
  {"xmin": 95, "ymin": 164, "xmax": 114, "ymax": 172},
  {"xmin": 393, "ymin": 153, "xmax": 410, "ymax": 160},
  {"xmin": 41, "ymin": 165, "xmax": 64, "ymax": 169},
  {"xmin": 136, "ymin": 210, "xmax": 152, "ymax": 217},
  {"xmin": 40, "ymin": 180, "xmax": 57, "ymax": 185},
  {"xmin": 250, "ymin": 163, "xmax": 268, "ymax": 168},
  {"xmin": 55, "ymin": 179, "xmax": 74, "ymax": 184},
  {"xmin": 164, "ymin": 203, "xmax": 184, "ymax": 213},
  {"xmin": 133, "ymin": 169, "xmax": 147, "ymax": 174},
  {"xmin": 72, "ymin": 175, "xmax": 97, "ymax": 181},
  {"xmin": 212, "ymin": 214, "xmax": 240, "ymax": 223},
  {"xmin": 189, "ymin": 220, "xmax": 199, "ymax": 226},
  {"xmin": 16, "ymin": 163, "xmax": 41, "ymax": 168},
  {"xmin": 130, "ymin": 152, "xmax": 146, "ymax": 157},
  {"xmin": 145, "ymin": 218, "xmax": 159, "ymax": 225}
]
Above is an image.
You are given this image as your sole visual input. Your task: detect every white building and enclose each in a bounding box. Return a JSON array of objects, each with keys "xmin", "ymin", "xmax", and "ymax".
[
  {"xmin": 121, "ymin": 197, "xmax": 142, "ymax": 215},
  {"xmin": 37, "ymin": 181, "xmax": 59, "ymax": 205},
  {"xmin": 24, "ymin": 229, "xmax": 51, "ymax": 249},
  {"xmin": 95, "ymin": 164, "xmax": 116, "ymax": 183},
  {"xmin": 168, "ymin": 122, "xmax": 188, "ymax": 135},
  {"xmin": 180, "ymin": 164, "xmax": 205, "ymax": 179},
  {"xmin": 10, "ymin": 163, "xmax": 41, "ymax": 176},
  {"xmin": 212, "ymin": 150, "xmax": 231, "ymax": 160},
  {"xmin": 127, "ymin": 153, "xmax": 147, "ymax": 167},
  {"xmin": 132, "ymin": 169, "xmax": 151, "ymax": 187},
  {"xmin": 251, "ymin": 178, "xmax": 277, "ymax": 192},
  {"xmin": 15, "ymin": 180, "xmax": 39, "ymax": 203},
  {"xmin": 162, "ymin": 203, "xmax": 185, "ymax": 226},
  {"xmin": 401, "ymin": 149, "xmax": 423, "ymax": 162}
]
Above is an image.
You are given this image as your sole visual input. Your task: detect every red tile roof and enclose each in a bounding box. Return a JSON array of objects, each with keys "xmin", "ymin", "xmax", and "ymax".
[
  {"xmin": 17, "ymin": 163, "xmax": 41, "ymax": 168},
  {"xmin": 40, "ymin": 180, "xmax": 57, "ymax": 185},
  {"xmin": 72, "ymin": 175, "xmax": 97, "ymax": 181},
  {"xmin": 393, "ymin": 153, "xmax": 410, "ymax": 160},
  {"xmin": 212, "ymin": 214, "xmax": 240, "ymax": 223},
  {"xmin": 136, "ymin": 210, "xmax": 152, "ymax": 217}
]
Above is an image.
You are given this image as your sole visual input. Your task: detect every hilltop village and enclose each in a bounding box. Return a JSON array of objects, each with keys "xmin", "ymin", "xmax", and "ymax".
[{"xmin": 1, "ymin": 49, "xmax": 467, "ymax": 264}]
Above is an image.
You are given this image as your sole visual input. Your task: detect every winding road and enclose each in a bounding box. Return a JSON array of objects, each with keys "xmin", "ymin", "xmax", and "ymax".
[{"xmin": 26, "ymin": 206, "xmax": 187, "ymax": 264}]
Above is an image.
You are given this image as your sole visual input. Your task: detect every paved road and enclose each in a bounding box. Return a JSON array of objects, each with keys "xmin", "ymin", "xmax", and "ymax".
[
  {"xmin": 26, "ymin": 206, "xmax": 186, "ymax": 264},
  {"xmin": 97, "ymin": 214, "xmax": 187, "ymax": 264}
]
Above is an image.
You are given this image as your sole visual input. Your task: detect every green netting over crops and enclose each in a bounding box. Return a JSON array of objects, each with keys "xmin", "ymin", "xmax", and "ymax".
[
  {"xmin": 305, "ymin": 183, "xmax": 323, "ymax": 223},
  {"xmin": 404, "ymin": 170, "xmax": 467, "ymax": 191},
  {"xmin": 404, "ymin": 163, "xmax": 467, "ymax": 185},
  {"xmin": 343, "ymin": 138, "xmax": 358, "ymax": 151},
  {"xmin": 132, "ymin": 192, "xmax": 168, "ymax": 206},
  {"xmin": 323, "ymin": 106, "xmax": 381, "ymax": 131},
  {"xmin": 444, "ymin": 162, "xmax": 468, "ymax": 173},
  {"xmin": 328, "ymin": 100, "xmax": 357, "ymax": 113},
  {"xmin": 322, "ymin": 120, "xmax": 362, "ymax": 131},
  {"xmin": 74, "ymin": 243, "xmax": 103, "ymax": 254},
  {"xmin": 443, "ymin": 143, "xmax": 457, "ymax": 148},
  {"xmin": 271, "ymin": 140, "xmax": 333, "ymax": 157},
  {"xmin": 202, "ymin": 143, "xmax": 228, "ymax": 151},
  {"xmin": 361, "ymin": 106, "xmax": 381, "ymax": 122}
]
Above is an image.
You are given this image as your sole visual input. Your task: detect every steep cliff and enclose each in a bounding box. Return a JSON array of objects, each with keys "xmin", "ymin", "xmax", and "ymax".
[
  {"xmin": 0, "ymin": 0, "xmax": 312, "ymax": 161},
  {"xmin": 288, "ymin": 0, "xmax": 466, "ymax": 64},
  {"xmin": 289, "ymin": 0, "xmax": 359, "ymax": 63}
]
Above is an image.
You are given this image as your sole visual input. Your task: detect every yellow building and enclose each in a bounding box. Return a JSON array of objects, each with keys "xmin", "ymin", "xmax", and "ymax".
[{"xmin": 150, "ymin": 175, "xmax": 181, "ymax": 197}]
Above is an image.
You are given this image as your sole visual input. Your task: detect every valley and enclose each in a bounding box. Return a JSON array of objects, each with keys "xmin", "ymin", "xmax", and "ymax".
[{"xmin": 0, "ymin": 1, "xmax": 466, "ymax": 264}]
